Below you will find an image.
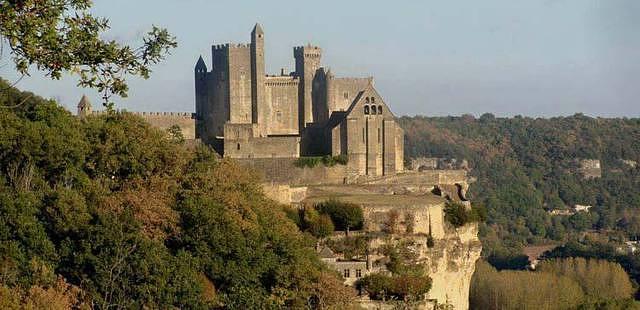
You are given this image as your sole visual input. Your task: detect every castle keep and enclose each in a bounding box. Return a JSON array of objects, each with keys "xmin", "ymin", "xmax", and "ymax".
[{"xmin": 195, "ymin": 23, "xmax": 404, "ymax": 176}]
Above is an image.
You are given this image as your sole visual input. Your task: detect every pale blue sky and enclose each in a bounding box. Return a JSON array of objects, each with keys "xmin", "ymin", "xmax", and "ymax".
[{"xmin": 1, "ymin": 0, "xmax": 639, "ymax": 117}]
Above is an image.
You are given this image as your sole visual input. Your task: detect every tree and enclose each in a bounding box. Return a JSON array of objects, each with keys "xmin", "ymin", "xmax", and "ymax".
[
  {"xmin": 309, "ymin": 271, "xmax": 357, "ymax": 309},
  {"xmin": 0, "ymin": 0, "xmax": 177, "ymax": 107},
  {"xmin": 315, "ymin": 199, "xmax": 363, "ymax": 236},
  {"xmin": 538, "ymin": 258, "xmax": 635, "ymax": 300}
]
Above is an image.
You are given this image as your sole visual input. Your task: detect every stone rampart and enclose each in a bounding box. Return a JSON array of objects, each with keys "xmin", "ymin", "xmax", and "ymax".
[
  {"xmin": 236, "ymin": 158, "xmax": 353, "ymax": 185},
  {"xmin": 90, "ymin": 111, "xmax": 196, "ymax": 140}
]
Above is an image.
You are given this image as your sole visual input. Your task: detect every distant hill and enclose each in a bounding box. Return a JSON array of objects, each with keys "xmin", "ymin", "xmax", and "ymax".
[{"xmin": 400, "ymin": 114, "xmax": 640, "ymax": 266}]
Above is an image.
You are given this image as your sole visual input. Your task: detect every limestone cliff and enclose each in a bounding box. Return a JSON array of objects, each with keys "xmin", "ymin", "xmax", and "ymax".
[
  {"xmin": 424, "ymin": 223, "xmax": 481, "ymax": 309},
  {"xmin": 263, "ymin": 170, "xmax": 482, "ymax": 309}
]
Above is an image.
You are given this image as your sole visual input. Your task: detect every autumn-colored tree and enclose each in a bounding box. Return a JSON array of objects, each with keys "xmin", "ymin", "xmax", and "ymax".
[{"xmin": 537, "ymin": 257, "xmax": 635, "ymax": 300}]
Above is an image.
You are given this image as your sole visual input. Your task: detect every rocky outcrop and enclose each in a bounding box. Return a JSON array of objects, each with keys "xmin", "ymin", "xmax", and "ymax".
[
  {"xmin": 262, "ymin": 169, "xmax": 482, "ymax": 309},
  {"xmin": 423, "ymin": 223, "xmax": 481, "ymax": 309}
]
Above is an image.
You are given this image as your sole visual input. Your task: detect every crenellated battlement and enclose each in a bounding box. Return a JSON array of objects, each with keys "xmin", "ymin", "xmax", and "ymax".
[
  {"xmin": 293, "ymin": 45, "xmax": 322, "ymax": 58},
  {"xmin": 265, "ymin": 80, "xmax": 299, "ymax": 87},
  {"xmin": 90, "ymin": 110, "xmax": 194, "ymax": 118},
  {"xmin": 212, "ymin": 43, "xmax": 251, "ymax": 51}
]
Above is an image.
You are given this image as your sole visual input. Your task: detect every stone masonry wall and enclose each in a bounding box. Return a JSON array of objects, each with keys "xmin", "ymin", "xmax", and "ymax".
[{"xmin": 236, "ymin": 158, "xmax": 354, "ymax": 185}]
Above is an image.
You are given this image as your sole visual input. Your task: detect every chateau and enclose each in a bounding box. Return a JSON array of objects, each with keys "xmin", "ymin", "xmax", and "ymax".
[
  {"xmin": 75, "ymin": 24, "xmax": 481, "ymax": 308},
  {"xmin": 194, "ymin": 23, "xmax": 404, "ymax": 176}
]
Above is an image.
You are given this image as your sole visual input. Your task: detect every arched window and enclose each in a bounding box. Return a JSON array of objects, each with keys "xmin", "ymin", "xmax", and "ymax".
[
  {"xmin": 378, "ymin": 105, "xmax": 383, "ymax": 114},
  {"xmin": 371, "ymin": 105, "xmax": 377, "ymax": 115},
  {"xmin": 371, "ymin": 97, "xmax": 376, "ymax": 103},
  {"xmin": 365, "ymin": 97, "xmax": 370, "ymax": 103},
  {"xmin": 364, "ymin": 105, "xmax": 370, "ymax": 114}
]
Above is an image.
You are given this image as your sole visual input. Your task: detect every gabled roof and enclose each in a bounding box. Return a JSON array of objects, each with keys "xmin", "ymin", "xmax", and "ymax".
[
  {"xmin": 195, "ymin": 55, "xmax": 207, "ymax": 70},
  {"xmin": 77, "ymin": 94, "xmax": 91, "ymax": 108},
  {"xmin": 318, "ymin": 246, "xmax": 336, "ymax": 259},
  {"xmin": 344, "ymin": 83, "xmax": 397, "ymax": 119},
  {"xmin": 252, "ymin": 23, "xmax": 264, "ymax": 35}
]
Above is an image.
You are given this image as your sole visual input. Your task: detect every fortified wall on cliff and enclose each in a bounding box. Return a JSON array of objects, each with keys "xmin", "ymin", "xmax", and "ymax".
[{"xmin": 194, "ymin": 23, "xmax": 404, "ymax": 177}]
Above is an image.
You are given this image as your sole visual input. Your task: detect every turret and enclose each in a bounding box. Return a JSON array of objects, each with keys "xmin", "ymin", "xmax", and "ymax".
[
  {"xmin": 194, "ymin": 55, "xmax": 208, "ymax": 138},
  {"xmin": 325, "ymin": 68, "xmax": 335, "ymax": 113},
  {"xmin": 251, "ymin": 23, "xmax": 266, "ymax": 129},
  {"xmin": 77, "ymin": 94, "xmax": 92, "ymax": 118},
  {"xmin": 294, "ymin": 44, "xmax": 322, "ymax": 129}
]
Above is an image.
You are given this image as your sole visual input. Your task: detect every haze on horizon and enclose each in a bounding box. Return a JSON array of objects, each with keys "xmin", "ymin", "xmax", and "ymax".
[{"xmin": 1, "ymin": 0, "xmax": 638, "ymax": 118}]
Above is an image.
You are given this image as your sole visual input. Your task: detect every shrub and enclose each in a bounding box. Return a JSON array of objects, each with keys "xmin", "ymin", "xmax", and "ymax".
[
  {"xmin": 324, "ymin": 235, "xmax": 368, "ymax": 260},
  {"xmin": 315, "ymin": 199, "xmax": 363, "ymax": 235},
  {"xmin": 357, "ymin": 273, "xmax": 432, "ymax": 302},
  {"xmin": 444, "ymin": 202, "xmax": 485, "ymax": 227},
  {"xmin": 444, "ymin": 202, "xmax": 468, "ymax": 227},
  {"xmin": 426, "ymin": 234, "xmax": 435, "ymax": 248},
  {"xmin": 294, "ymin": 155, "xmax": 349, "ymax": 168}
]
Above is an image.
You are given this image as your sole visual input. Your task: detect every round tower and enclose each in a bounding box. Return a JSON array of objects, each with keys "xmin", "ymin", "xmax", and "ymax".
[
  {"xmin": 77, "ymin": 94, "xmax": 92, "ymax": 118},
  {"xmin": 251, "ymin": 23, "xmax": 266, "ymax": 129},
  {"xmin": 194, "ymin": 55, "xmax": 208, "ymax": 138}
]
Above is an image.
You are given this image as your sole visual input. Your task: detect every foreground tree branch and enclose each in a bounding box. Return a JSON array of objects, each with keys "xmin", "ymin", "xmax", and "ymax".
[{"xmin": 0, "ymin": 0, "xmax": 177, "ymax": 108}]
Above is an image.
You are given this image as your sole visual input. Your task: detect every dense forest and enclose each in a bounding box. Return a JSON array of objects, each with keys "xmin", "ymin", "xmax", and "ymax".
[
  {"xmin": 0, "ymin": 79, "xmax": 357, "ymax": 309},
  {"xmin": 401, "ymin": 114, "xmax": 640, "ymax": 269}
]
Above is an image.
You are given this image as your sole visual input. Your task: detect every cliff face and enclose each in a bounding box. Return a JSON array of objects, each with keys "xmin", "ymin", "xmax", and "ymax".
[
  {"xmin": 423, "ymin": 223, "xmax": 481, "ymax": 309},
  {"xmin": 262, "ymin": 170, "xmax": 481, "ymax": 309},
  {"xmin": 360, "ymin": 202, "xmax": 481, "ymax": 309}
]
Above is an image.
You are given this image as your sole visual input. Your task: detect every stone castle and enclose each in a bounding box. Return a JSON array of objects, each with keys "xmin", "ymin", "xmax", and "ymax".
[
  {"xmin": 77, "ymin": 25, "xmax": 481, "ymax": 309},
  {"xmin": 194, "ymin": 23, "xmax": 404, "ymax": 176}
]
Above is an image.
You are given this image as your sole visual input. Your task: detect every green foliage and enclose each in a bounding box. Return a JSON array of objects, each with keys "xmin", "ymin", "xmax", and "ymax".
[
  {"xmin": 382, "ymin": 241, "xmax": 424, "ymax": 277},
  {"xmin": 167, "ymin": 125, "xmax": 185, "ymax": 144},
  {"xmin": 294, "ymin": 155, "xmax": 349, "ymax": 168},
  {"xmin": 0, "ymin": 0, "xmax": 177, "ymax": 106},
  {"xmin": 356, "ymin": 273, "xmax": 432, "ymax": 302},
  {"xmin": 443, "ymin": 202, "xmax": 484, "ymax": 228},
  {"xmin": 538, "ymin": 258, "xmax": 635, "ymax": 300},
  {"xmin": 288, "ymin": 207, "xmax": 336, "ymax": 239},
  {"xmin": 471, "ymin": 259, "xmax": 638, "ymax": 310},
  {"xmin": 470, "ymin": 260, "xmax": 586, "ymax": 310},
  {"xmin": 426, "ymin": 234, "xmax": 435, "ymax": 248},
  {"xmin": 0, "ymin": 80, "xmax": 354, "ymax": 308},
  {"xmin": 400, "ymin": 115, "xmax": 640, "ymax": 268},
  {"xmin": 545, "ymin": 238, "xmax": 640, "ymax": 294},
  {"xmin": 324, "ymin": 235, "xmax": 368, "ymax": 260},
  {"xmin": 315, "ymin": 199, "xmax": 364, "ymax": 234}
]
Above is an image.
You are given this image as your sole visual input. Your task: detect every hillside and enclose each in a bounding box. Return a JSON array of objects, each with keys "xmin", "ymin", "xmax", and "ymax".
[
  {"xmin": 0, "ymin": 79, "xmax": 354, "ymax": 308},
  {"xmin": 400, "ymin": 114, "xmax": 640, "ymax": 267}
]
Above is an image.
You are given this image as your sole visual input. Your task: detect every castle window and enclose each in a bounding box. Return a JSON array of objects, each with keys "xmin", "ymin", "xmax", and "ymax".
[
  {"xmin": 378, "ymin": 105, "xmax": 383, "ymax": 114},
  {"xmin": 343, "ymin": 92, "xmax": 349, "ymax": 99},
  {"xmin": 371, "ymin": 105, "xmax": 377, "ymax": 115},
  {"xmin": 364, "ymin": 105, "xmax": 370, "ymax": 115},
  {"xmin": 356, "ymin": 269, "xmax": 362, "ymax": 278},
  {"xmin": 343, "ymin": 269, "xmax": 350, "ymax": 278},
  {"xmin": 237, "ymin": 143, "xmax": 240, "ymax": 150},
  {"xmin": 371, "ymin": 97, "xmax": 376, "ymax": 103},
  {"xmin": 365, "ymin": 97, "xmax": 370, "ymax": 103}
]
